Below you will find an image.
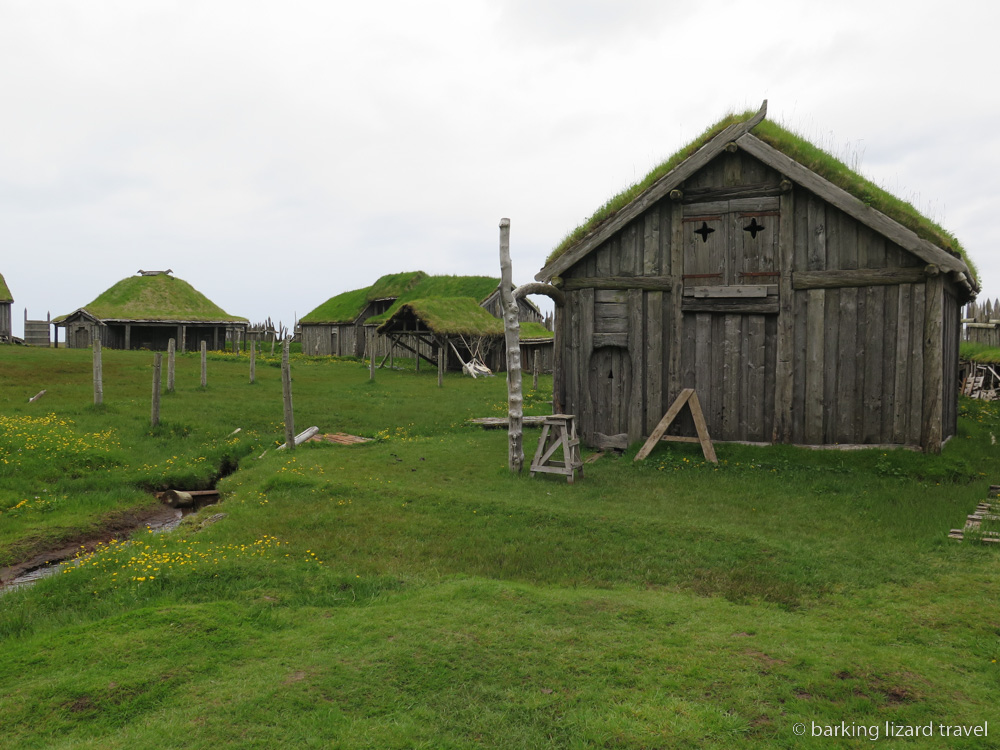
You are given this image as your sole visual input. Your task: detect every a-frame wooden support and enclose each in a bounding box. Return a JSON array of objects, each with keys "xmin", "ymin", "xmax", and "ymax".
[
  {"xmin": 530, "ymin": 414, "xmax": 583, "ymax": 483},
  {"xmin": 634, "ymin": 388, "xmax": 718, "ymax": 463}
]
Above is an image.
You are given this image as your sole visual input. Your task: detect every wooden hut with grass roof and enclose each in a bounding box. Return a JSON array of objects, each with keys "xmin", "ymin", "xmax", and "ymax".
[
  {"xmin": 536, "ymin": 102, "xmax": 977, "ymax": 453},
  {"xmin": 0, "ymin": 272, "xmax": 12, "ymax": 342},
  {"xmin": 54, "ymin": 270, "xmax": 248, "ymax": 352},
  {"xmin": 299, "ymin": 271, "xmax": 428, "ymax": 357},
  {"xmin": 302, "ymin": 272, "xmax": 550, "ymax": 370}
]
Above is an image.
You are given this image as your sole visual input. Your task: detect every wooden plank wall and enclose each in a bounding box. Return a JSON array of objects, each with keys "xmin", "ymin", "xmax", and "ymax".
[{"xmin": 0, "ymin": 303, "xmax": 11, "ymax": 339}]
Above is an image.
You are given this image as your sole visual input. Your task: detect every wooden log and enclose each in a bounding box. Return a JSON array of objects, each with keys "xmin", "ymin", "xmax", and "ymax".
[
  {"xmin": 281, "ymin": 339, "xmax": 295, "ymax": 451},
  {"xmin": 561, "ymin": 276, "xmax": 674, "ymax": 292},
  {"xmin": 437, "ymin": 339, "xmax": 444, "ymax": 387},
  {"xmin": 151, "ymin": 352, "xmax": 162, "ymax": 427},
  {"xmin": 499, "ymin": 217, "xmax": 524, "ymax": 473},
  {"xmin": 200, "ymin": 341, "xmax": 207, "ymax": 388},
  {"xmin": 167, "ymin": 337, "xmax": 176, "ymax": 392},
  {"xmin": 668, "ymin": 201, "xmax": 684, "ymax": 402},
  {"xmin": 277, "ymin": 425, "xmax": 319, "ymax": 451},
  {"xmin": 773, "ymin": 190, "xmax": 794, "ymax": 442},
  {"xmin": 93, "ymin": 338, "xmax": 103, "ymax": 406},
  {"xmin": 792, "ymin": 267, "xmax": 927, "ymax": 290},
  {"xmin": 804, "ymin": 289, "xmax": 825, "ymax": 443},
  {"xmin": 922, "ymin": 275, "xmax": 944, "ymax": 451}
]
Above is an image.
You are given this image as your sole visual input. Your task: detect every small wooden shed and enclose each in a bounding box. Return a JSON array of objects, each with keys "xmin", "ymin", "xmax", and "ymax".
[
  {"xmin": 536, "ymin": 103, "xmax": 976, "ymax": 453},
  {"xmin": 54, "ymin": 271, "xmax": 248, "ymax": 351},
  {"xmin": 0, "ymin": 272, "xmax": 12, "ymax": 342}
]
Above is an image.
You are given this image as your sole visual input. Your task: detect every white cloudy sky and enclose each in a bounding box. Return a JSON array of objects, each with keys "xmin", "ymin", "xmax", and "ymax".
[{"xmin": 1, "ymin": 0, "xmax": 997, "ymax": 337}]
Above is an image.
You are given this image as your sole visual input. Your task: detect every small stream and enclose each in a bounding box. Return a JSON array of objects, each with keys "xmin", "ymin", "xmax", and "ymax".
[{"xmin": 1, "ymin": 493, "xmax": 220, "ymax": 593}]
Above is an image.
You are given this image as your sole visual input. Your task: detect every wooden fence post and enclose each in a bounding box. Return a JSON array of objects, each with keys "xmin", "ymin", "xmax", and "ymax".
[
  {"xmin": 281, "ymin": 338, "xmax": 295, "ymax": 451},
  {"xmin": 533, "ymin": 349, "xmax": 539, "ymax": 391},
  {"xmin": 151, "ymin": 353, "xmax": 162, "ymax": 427},
  {"xmin": 167, "ymin": 338, "xmax": 176, "ymax": 392},
  {"xmin": 200, "ymin": 341, "xmax": 207, "ymax": 388},
  {"xmin": 437, "ymin": 339, "xmax": 444, "ymax": 388},
  {"xmin": 499, "ymin": 217, "xmax": 524, "ymax": 473},
  {"xmin": 92, "ymin": 337, "xmax": 103, "ymax": 406},
  {"xmin": 369, "ymin": 329, "xmax": 375, "ymax": 382},
  {"xmin": 249, "ymin": 340, "xmax": 256, "ymax": 384}
]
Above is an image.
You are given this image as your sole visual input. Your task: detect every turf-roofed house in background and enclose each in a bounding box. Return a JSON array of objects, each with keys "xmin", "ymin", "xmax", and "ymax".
[
  {"xmin": 300, "ymin": 271, "xmax": 553, "ymax": 372},
  {"xmin": 0, "ymin": 272, "xmax": 12, "ymax": 343},
  {"xmin": 537, "ymin": 102, "xmax": 977, "ymax": 453},
  {"xmin": 54, "ymin": 270, "xmax": 248, "ymax": 352}
]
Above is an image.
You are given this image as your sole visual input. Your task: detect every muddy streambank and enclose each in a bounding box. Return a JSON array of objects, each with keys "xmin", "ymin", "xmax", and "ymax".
[{"xmin": 0, "ymin": 493, "xmax": 222, "ymax": 590}]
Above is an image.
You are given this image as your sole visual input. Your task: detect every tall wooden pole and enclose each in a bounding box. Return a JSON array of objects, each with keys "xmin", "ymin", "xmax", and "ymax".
[
  {"xmin": 200, "ymin": 341, "xmax": 207, "ymax": 388},
  {"xmin": 92, "ymin": 337, "xmax": 103, "ymax": 406},
  {"xmin": 499, "ymin": 218, "xmax": 524, "ymax": 473},
  {"xmin": 151, "ymin": 353, "xmax": 162, "ymax": 427},
  {"xmin": 368, "ymin": 328, "xmax": 375, "ymax": 382},
  {"xmin": 249, "ymin": 340, "xmax": 256, "ymax": 384},
  {"xmin": 281, "ymin": 338, "xmax": 295, "ymax": 451},
  {"xmin": 167, "ymin": 338, "xmax": 176, "ymax": 392},
  {"xmin": 533, "ymin": 349, "xmax": 539, "ymax": 391}
]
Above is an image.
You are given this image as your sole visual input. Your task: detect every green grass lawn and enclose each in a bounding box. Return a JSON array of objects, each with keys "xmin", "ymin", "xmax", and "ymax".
[{"xmin": 1, "ymin": 346, "xmax": 998, "ymax": 748}]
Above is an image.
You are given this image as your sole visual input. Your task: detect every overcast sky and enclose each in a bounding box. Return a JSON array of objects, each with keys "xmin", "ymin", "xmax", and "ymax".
[{"xmin": 2, "ymin": 0, "xmax": 997, "ymax": 338}]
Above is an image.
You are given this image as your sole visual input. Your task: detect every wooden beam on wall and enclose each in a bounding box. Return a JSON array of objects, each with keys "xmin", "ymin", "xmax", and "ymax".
[
  {"xmin": 668, "ymin": 202, "xmax": 684, "ymax": 401},
  {"xmin": 922, "ymin": 275, "xmax": 944, "ymax": 452},
  {"xmin": 792, "ymin": 267, "xmax": 927, "ymax": 290}
]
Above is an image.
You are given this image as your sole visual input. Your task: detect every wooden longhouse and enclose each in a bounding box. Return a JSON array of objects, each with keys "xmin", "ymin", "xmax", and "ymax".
[
  {"xmin": 536, "ymin": 103, "xmax": 976, "ymax": 453},
  {"xmin": 0, "ymin": 272, "xmax": 12, "ymax": 343},
  {"xmin": 54, "ymin": 271, "xmax": 248, "ymax": 351},
  {"xmin": 301, "ymin": 272, "xmax": 551, "ymax": 371}
]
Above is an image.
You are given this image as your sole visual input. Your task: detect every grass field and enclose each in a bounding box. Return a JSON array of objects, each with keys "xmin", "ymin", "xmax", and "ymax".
[{"xmin": 1, "ymin": 346, "xmax": 998, "ymax": 748}]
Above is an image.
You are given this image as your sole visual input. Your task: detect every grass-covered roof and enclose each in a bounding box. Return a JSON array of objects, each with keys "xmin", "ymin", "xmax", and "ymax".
[
  {"xmin": 366, "ymin": 275, "xmax": 500, "ymax": 326},
  {"xmin": 0, "ymin": 272, "xmax": 11, "ymax": 303},
  {"xmin": 56, "ymin": 274, "xmax": 246, "ymax": 323},
  {"xmin": 379, "ymin": 300, "xmax": 554, "ymax": 339},
  {"xmin": 299, "ymin": 271, "xmax": 427, "ymax": 325},
  {"xmin": 380, "ymin": 298, "xmax": 505, "ymax": 336},
  {"xmin": 548, "ymin": 109, "xmax": 974, "ymax": 279}
]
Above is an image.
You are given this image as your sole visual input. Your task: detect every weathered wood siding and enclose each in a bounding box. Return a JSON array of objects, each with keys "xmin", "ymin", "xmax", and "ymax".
[
  {"xmin": 0, "ymin": 303, "xmax": 12, "ymax": 340},
  {"xmin": 555, "ymin": 148, "xmax": 962, "ymax": 452}
]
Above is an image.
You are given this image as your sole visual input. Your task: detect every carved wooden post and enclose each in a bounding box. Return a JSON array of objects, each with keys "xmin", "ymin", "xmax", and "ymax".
[
  {"xmin": 167, "ymin": 338, "xmax": 176, "ymax": 392},
  {"xmin": 200, "ymin": 341, "xmax": 208, "ymax": 388},
  {"xmin": 249, "ymin": 340, "xmax": 257, "ymax": 384},
  {"xmin": 499, "ymin": 218, "xmax": 524, "ymax": 473},
  {"xmin": 281, "ymin": 338, "xmax": 295, "ymax": 451},
  {"xmin": 92, "ymin": 337, "xmax": 103, "ymax": 405},
  {"xmin": 151, "ymin": 353, "xmax": 162, "ymax": 427}
]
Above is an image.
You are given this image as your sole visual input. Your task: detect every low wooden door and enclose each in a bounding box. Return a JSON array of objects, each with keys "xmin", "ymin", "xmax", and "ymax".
[{"xmin": 589, "ymin": 346, "xmax": 632, "ymax": 440}]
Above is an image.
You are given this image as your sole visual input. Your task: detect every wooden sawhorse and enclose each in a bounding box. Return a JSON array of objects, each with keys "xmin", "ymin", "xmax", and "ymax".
[{"xmin": 530, "ymin": 414, "xmax": 584, "ymax": 483}]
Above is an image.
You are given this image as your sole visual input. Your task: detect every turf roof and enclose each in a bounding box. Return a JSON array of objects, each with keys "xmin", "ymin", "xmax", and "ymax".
[
  {"xmin": 547, "ymin": 109, "xmax": 974, "ymax": 281},
  {"xmin": 0, "ymin": 272, "xmax": 11, "ymax": 303},
  {"xmin": 56, "ymin": 274, "xmax": 246, "ymax": 323},
  {"xmin": 364, "ymin": 275, "xmax": 501, "ymax": 326},
  {"xmin": 379, "ymin": 298, "xmax": 505, "ymax": 336},
  {"xmin": 299, "ymin": 271, "xmax": 427, "ymax": 325}
]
